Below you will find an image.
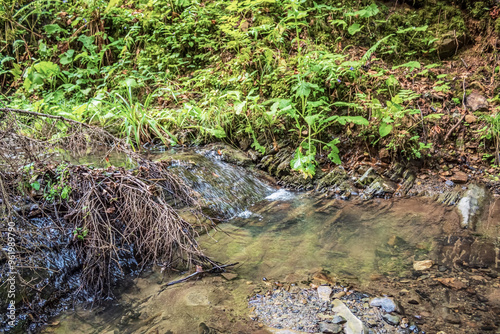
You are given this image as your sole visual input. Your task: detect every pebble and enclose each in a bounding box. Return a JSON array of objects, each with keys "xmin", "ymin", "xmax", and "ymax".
[
  {"xmin": 317, "ymin": 285, "xmax": 332, "ymax": 302},
  {"xmin": 318, "ymin": 321, "xmax": 342, "ymax": 333},
  {"xmin": 382, "ymin": 313, "xmax": 401, "ymax": 326},
  {"xmin": 331, "ymin": 315, "xmax": 347, "ymax": 324},
  {"xmin": 413, "ymin": 260, "xmax": 434, "ymax": 271}
]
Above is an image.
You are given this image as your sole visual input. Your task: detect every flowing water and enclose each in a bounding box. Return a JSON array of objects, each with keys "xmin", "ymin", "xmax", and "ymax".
[{"xmin": 33, "ymin": 150, "xmax": 500, "ymax": 334}]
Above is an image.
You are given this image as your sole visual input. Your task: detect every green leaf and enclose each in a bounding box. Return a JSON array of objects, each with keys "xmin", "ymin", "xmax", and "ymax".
[
  {"xmin": 234, "ymin": 101, "xmax": 246, "ymax": 115},
  {"xmin": 290, "ymin": 146, "xmax": 316, "ymax": 178},
  {"xmin": 392, "ymin": 61, "xmax": 421, "ymax": 70},
  {"xmin": 293, "ymin": 81, "xmax": 318, "ymax": 99},
  {"xmin": 59, "ymin": 49, "xmax": 75, "ymax": 65},
  {"xmin": 379, "ymin": 122, "xmax": 393, "ymax": 137},
  {"xmin": 304, "ymin": 114, "xmax": 320, "ymax": 126},
  {"xmin": 44, "ymin": 24, "xmax": 66, "ymax": 35},
  {"xmin": 348, "ymin": 23, "xmax": 362, "ymax": 35},
  {"xmin": 205, "ymin": 126, "xmax": 226, "ymax": 138},
  {"xmin": 30, "ymin": 181, "xmax": 40, "ymax": 191},
  {"xmin": 34, "ymin": 61, "xmax": 60, "ymax": 78},
  {"xmin": 330, "ymin": 19, "xmax": 347, "ymax": 29},
  {"xmin": 337, "ymin": 116, "xmax": 369, "ymax": 126},
  {"xmin": 324, "ymin": 138, "xmax": 342, "ymax": 164},
  {"xmin": 363, "ymin": 3, "xmax": 380, "ymax": 17}
]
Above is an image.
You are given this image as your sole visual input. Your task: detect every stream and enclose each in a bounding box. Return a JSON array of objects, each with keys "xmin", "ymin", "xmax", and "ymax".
[{"xmin": 17, "ymin": 149, "xmax": 500, "ymax": 333}]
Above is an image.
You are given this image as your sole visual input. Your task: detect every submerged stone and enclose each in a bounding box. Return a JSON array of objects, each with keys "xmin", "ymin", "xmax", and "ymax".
[
  {"xmin": 382, "ymin": 313, "xmax": 401, "ymax": 326},
  {"xmin": 369, "ymin": 297, "xmax": 404, "ymax": 314},
  {"xmin": 413, "ymin": 260, "xmax": 434, "ymax": 271}
]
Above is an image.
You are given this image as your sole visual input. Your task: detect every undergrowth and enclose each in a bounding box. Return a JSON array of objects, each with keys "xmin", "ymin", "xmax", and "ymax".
[{"xmin": 1, "ymin": 0, "xmax": 500, "ymax": 176}]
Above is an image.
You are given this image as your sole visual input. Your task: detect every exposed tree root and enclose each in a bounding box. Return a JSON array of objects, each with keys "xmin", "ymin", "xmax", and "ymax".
[{"xmin": 0, "ymin": 107, "xmax": 218, "ymax": 302}]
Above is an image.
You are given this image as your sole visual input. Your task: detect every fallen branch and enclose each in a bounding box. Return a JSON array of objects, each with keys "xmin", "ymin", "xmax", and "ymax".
[
  {"xmin": 444, "ymin": 114, "xmax": 465, "ymax": 142},
  {"xmin": 158, "ymin": 262, "xmax": 239, "ymax": 294},
  {"xmin": 0, "ymin": 107, "xmax": 93, "ymax": 128}
]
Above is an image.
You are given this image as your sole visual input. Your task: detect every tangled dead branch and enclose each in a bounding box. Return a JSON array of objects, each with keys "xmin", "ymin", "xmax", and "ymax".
[{"xmin": 0, "ymin": 107, "xmax": 218, "ymax": 304}]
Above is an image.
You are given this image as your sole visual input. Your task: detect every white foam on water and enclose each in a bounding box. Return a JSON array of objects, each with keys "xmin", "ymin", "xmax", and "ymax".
[
  {"xmin": 237, "ymin": 210, "xmax": 253, "ymax": 218},
  {"xmin": 265, "ymin": 189, "xmax": 294, "ymax": 201}
]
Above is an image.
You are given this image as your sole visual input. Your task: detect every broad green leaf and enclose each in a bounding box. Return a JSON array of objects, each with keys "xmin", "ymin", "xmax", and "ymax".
[
  {"xmin": 44, "ymin": 24, "xmax": 66, "ymax": 35},
  {"xmin": 348, "ymin": 23, "xmax": 362, "ymax": 35},
  {"xmin": 379, "ymin": 122, "xmax": 393, "ymax": 137},
  {"xmin": 34, "ymin": 61, "xmax": 60, "ymax": 77},
  {"xmin": 60, "ymin": 49, "xmax": 75, "ymax": 65},
  {"xmin": 293, "ymin": 81, "xmax": 318, "ymax": 99},
  {"xmin": 304, "ymin": 114, "xmax": 320, "ymax": 126},
  {"xmin": 206, "ymin": 126, "xmax": 226, "ymax": 138},
  {"xmin": 363, "ymin": 3, "xmax": 380, "ymax": 17}
]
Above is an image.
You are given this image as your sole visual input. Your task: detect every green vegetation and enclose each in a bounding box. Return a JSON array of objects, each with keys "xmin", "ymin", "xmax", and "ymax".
[{"xmin": 1, "ymin": 0, "xmax": 500, "ymax": 177}]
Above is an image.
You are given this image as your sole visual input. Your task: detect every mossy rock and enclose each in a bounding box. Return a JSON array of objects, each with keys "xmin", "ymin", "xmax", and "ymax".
[{"xmin": 202, "ymin": 143, "xmax": 253, "ymax": 167}]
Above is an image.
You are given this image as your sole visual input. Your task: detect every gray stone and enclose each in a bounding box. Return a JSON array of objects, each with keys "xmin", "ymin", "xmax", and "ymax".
[
  {"xmin": 317, "ymin": 285, "xmax": 332, "ymax": 301},
  {"xmin": 436, "ymin": 31, "xmax": 463, "ymax": 58},
  {"xmin": 382, "ymin": 313, "xmax": 401, "ymax": 326},
  {"xmin": 331, "ymin": 315, "xmax": 347, "ymax": 324},
  {"xmin": 357, "ymin": 167, "xmax": 378, "ymax": 186},
  {"xmin": 466, "ymin": 92, "xmax": 488, "ymax": 112},
  {"xmin": 331, "ymin": 299, "xmax": 369, "ymax": 334},
  {"xmin": 457, "ymin": 184, "xmax": 489, "ymax": 229},
  {"xmin": 369, "ymin": 297, "xmax": 404, "ymax": 314},
  {"xmin": 319, "ymin": 321, "xmax": 342, "ymax": 333}
]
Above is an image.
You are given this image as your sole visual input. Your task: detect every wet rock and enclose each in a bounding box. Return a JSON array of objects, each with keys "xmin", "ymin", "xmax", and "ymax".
[
  {"xmin": 369, "ymin": 297, "xmax": 404, "ymax": 314},
  {"xmin": 444, "ymin": 313, "xmax": 461, "ymax": 324},
  {"xmin": 449, "ymin": 171, "xmax": 468, "ymax": 184},
  {"xmin": 198, "ymin": 322, "xmax": 217, "ymax": 334},
  {"xmin": 317, "ymin": 285, "xmax": 332, "ymax": 301},
  {"xmin": 413, "ymin": 260, "xmax": 433, "ymax": 271},
  {"xmin": 203, "ymin": 143, "xmax": 253, "ymax": 166},
  {"xmin": 357, "ymin": 167, "xmax": 378, "ymax": 187},
  {"xmin": 438, "ymin": 265, "xmax": 448, "ymax": 272},
  {"xmin": 457, "ymin": 184, "xmax": 488, "ymax": 229},
  {"xmin": 331, "ymin": 315, "xmax": 347, "ymax": 324},
  {"xmin": 439, "ymin": 235, "xmax": 498, "ymax": 269},
  {"xmin": 436, "ymin": 277, "xmax": 467, "ymax": 290},
  {"xmin": 466, "ymin": 92, "xmax": 488, "ymax": 112},
  {"xmin": 221, "ymin": 273, "xmax": 238, "ymax": 280},
  {"xmin": 382, "ymin": 313, "xmax": 401, "ymax": 326},
  {"xmin": 436, "ymin": 31, "xmax": 463, "ymax": 58},
  {"xmin": 406, "ymin": 291, "xmax": 421, "ymax": 305},
  {"xmin": 331, "ymin": 299, "xmax": 369, "ymax": 334},
  {"xmin": 319, "ymin": 321, "xmax": 342, "ymax": 333},
  {"xmin": 332, "ymin": 291, "xmax": 346, "ymax": 299},
  {"xmin": 247, "ymin": 149, "xmax": 260, "ymax": 162}
]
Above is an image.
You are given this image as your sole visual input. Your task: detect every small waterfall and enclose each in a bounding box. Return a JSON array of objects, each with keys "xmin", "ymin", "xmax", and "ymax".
[{"xmin": 160, "ymin": 150, "xmax": 273, "ymax": 217}]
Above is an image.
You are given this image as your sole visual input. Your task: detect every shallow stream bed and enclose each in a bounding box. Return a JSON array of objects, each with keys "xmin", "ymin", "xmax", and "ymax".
[{"xmin": 41, "ymin": 185, "xmax": 499, "ymax": 333}]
